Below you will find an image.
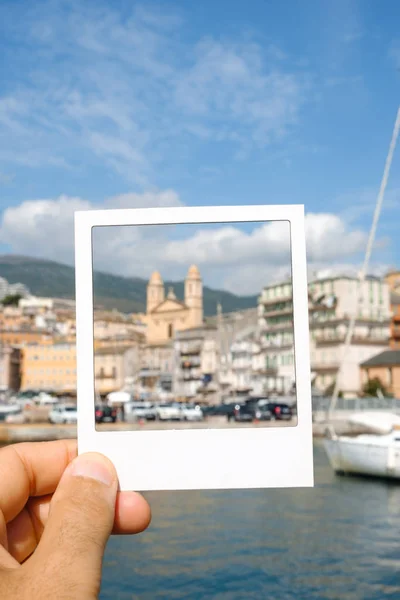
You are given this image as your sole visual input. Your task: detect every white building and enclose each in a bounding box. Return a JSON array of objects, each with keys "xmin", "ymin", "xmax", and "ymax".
[
  {"xmin": 173, "ymin": 326, "xmax": 218, "ymax": 400},
  {"xmin": 0, "ymin": 276, "xmax": 30, "ymax": 301},
  {"xmin": 258, "ymin": 275, "xmax": 391, "ymax": 398},
  {"xmin": 19, "ymin": 296, "xmax": 75, "ymax": 314}
]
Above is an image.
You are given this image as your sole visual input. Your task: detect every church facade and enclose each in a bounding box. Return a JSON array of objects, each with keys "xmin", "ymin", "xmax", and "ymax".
[{"xmin": 145, "ymin": 265, "xmax": 203, "ymax": 345}]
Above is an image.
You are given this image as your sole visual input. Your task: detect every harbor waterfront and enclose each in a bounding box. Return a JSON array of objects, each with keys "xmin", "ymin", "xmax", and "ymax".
[
  {"xmin": 99, "ymin": 441, "xmax": 400, "ymax": 600},
  {"xmin": 0, "ymin": 416, "xmax": 369, "ymax": 445}
]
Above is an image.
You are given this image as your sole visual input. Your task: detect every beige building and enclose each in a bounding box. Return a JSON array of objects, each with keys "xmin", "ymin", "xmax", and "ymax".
[
  {"xmin": 360, "ymin": 350, "xmax": 400, "ymax": 398},
  {"xmin": 94, "ymin": 345, "xmax": 141, "ymax": 396},
  {"xmin": 145, "ymin": 266, "xmax": 203, "ymax": 345},
  {"xmin": 258, "ymin": 275, "xmax": 391, "ymax": 397},
  {"xmin": 21, "ymin": 343, "xmax": 77, "ymax": 392},
  {"xmin": 0, "ymin": 347, "xmax": 21, "ymax": 391}
]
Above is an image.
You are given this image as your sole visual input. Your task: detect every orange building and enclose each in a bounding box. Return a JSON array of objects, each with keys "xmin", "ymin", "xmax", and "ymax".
[
  {"xmin": 0, "ymin": 329, "xmax": 53, "ymax": 346},
  {"xmin": 360, "ymin": 350, "xmax": 400, "ymax": 398},
  {"xmin": 385, "ymin": 271, "xmax": 400, "ymax": 349},
  {"xmin": 21, "ymin": 343, "xmax": 77, "ymax": 392}
]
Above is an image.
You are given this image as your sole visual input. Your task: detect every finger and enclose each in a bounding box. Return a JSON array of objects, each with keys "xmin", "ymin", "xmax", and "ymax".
[
  {"xmin": 6, "ymin": 508, "xmax": 36, "ymax": 564},
  {"xmin": 0, "ymin": 440, "xmax": 77, "ymax": 523},
  {"xmin": 26, "ymin": 491, "xmax": 151, "ymax": 537},
  {"xmin": 113, "ymin": 492, "xmax": 151, "ymax": 534},
  {"xmin": 29, "ymin": 453, "xmax": 118, "ymax": 598}
]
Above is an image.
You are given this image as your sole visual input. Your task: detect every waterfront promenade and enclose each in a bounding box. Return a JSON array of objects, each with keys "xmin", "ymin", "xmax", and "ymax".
[{"xmin": 0, "ymin": 415, "xmax": 367, "ymax": 445}]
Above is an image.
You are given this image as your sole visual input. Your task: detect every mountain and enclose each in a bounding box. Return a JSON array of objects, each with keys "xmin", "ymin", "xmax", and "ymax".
[{"xmin": 0, "ymin": 255, "xmax": 258, "ymax": 316}]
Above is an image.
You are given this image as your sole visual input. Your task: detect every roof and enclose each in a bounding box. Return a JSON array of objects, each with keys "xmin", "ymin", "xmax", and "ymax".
[
  {"xmin": 187, "ymin": 264, "xmax": 201, "ymax": 279},
  {"xmin": 361, "ymin": 349, "xmax": 400, "ymax": 367},
  {"xmin": 149, "ymin": 271, "xmax": 163, "ymax": 284}
]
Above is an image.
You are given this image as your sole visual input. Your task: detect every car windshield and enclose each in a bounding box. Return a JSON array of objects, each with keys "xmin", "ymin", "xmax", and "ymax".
[{"xmin": 64, "ymin": 407, "xmax": 77, "ymax": 412}]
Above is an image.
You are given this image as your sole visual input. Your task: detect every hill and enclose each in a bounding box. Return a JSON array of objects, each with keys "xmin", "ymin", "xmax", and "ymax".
[{"xmin": 0, "ymin": 255, "xmax": 258, "ymax": 316}]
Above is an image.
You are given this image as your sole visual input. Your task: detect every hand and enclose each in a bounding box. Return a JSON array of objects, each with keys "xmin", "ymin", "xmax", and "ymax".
[{"xmin": 0, "ymin": 440, "xmax": 151, "ymax": 599}]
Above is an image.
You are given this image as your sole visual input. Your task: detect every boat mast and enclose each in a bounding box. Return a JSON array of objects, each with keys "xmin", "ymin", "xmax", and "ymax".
[{"xmin": 328, "ymin": 106, "xmax": 400, "ymax": 419}]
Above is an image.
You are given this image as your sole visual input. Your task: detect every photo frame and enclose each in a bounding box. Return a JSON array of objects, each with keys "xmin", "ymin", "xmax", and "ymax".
[{"xmin": 75, "ymin": 205, "xmax": 313, "ymax": 491}]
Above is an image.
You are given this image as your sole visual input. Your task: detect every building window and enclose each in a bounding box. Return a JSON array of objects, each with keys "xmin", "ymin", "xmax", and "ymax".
[
  {"xmin": 112, "ymin": 367, "xmax": 116, "ymax": 378},
  {"xmin": 388, "ymin": 367, "xmax": 393, "ymax": 387},
  {"xmin": 168, "ymin": 323, "xmax": 174, "ymax": 339}
]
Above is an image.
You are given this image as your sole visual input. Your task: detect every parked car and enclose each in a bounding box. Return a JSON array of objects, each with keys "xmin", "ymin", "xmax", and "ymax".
[
  {"xmin": 125, "ymin": 402, "xmax": 157, "ymax": 421},
  {"xmin": 95, "ymin": 405, "xmax": 117, "ymax": 423},
  {"xmin": 231, "ymin": 403, "xmax": 272, "ymax": 422},
  {"xmin": 180, "ymin": 403, "xmax": 204, "ymax": 421},
  {"xmin": 264, "ymin": 402, "xmax": 293, "ymax": 420},
  {"xmin": 49, "ymin": 405, "xmax": 78, "ymax": 424},
  {"xmin": 156, "ymin": 403, "xmax": 184, "ymax": 421}
]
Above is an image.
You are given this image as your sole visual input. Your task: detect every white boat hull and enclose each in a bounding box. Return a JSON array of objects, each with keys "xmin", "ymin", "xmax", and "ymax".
[{"xmin": 324, "ymin": 434, "xmax": 400, "ymax": 480}]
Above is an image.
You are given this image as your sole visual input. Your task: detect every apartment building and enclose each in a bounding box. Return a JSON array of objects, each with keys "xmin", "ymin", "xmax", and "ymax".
[
  {"xmin": 173, "ymin": 325, "xmax": 218, "ymax": 400},
  {"xmin": 21, "ymin": 343, "xmax": 76, "ymax": 392},
  {"xmin": 0, "ymin": 347, "xmax": 21, "ymax": 391},
  {"xmin": 94, "ymin": 345, "xmax": 140, "ymax": 396},
  {"xmin": 258, "ymin": 274, "xmax": 391, "ymax": 397},
  {"xmin": 309, "ymin": 276, "xmax": 390, "ymax": 395},
  {"xmin": 257, "ymin": 280, "xmax": 296, "ymax": 395},
  {"xmin": 0, "ymin": 277, "xmax": 30, "ymax": 300}
]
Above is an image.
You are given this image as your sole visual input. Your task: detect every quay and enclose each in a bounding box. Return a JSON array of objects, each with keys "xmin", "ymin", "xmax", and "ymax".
[{"xmin": 0, "ymin": 416, "xmax": 367, "ymax": 445}]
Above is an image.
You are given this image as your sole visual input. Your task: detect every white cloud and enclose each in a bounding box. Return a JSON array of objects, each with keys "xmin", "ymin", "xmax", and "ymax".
[
  {"xmin": 0, "ymin": 2, "xmax": 311, "ymax": 182},
  {"xmin": 0, "ymin": 193, "xmax": 386, "ymax": 294}
]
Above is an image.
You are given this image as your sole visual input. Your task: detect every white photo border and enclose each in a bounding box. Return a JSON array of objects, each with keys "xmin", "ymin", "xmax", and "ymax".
[{"xmin": 75, "ymin": 205, "xmax": 313, "ymax": 491}]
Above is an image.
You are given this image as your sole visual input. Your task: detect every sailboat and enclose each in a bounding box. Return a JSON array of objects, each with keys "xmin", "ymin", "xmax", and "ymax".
[{"xmin": 323, "ymin": 107, "xmax": 400, "ymax": 480}]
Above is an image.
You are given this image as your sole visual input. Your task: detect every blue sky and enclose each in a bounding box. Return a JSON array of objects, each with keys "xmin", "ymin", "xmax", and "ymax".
[{"xmin": 0, "ymin": 0, "xmax": 399, "ymax": 291}]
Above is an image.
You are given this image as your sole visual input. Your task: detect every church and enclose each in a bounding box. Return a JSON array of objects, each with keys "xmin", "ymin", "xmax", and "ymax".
[{"xmin": 145, "ymin": 265, "xmax": 203, "ymax": 345}]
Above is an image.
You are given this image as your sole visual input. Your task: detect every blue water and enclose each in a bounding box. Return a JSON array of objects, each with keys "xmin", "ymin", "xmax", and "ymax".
[{"xmin": 101, "ymin": 442, "xmax": 400, "ymax": 599}]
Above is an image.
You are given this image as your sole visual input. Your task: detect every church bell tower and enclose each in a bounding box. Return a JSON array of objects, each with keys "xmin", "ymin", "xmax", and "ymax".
[{"xmin": 184, "ymin": 265, "xmax": 203, "ymax": 327}]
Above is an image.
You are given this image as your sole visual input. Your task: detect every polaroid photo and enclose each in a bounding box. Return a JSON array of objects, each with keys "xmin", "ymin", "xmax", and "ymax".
[{"xmin": 75, "ymin": 205, "xmax": 313, "ymax": 491}]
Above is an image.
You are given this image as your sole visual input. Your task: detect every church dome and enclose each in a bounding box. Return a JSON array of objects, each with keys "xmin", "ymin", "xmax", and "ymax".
[
  {"xmin": 149, "ymin": 271, "xmax": 163, "ymax": 284},
  {"xmin": 187, "ymin": 264, "xmax": 201, "ymax": 279}
]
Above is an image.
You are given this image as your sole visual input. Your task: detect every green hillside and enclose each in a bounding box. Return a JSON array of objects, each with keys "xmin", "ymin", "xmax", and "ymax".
[{"xmin": 0, "ymin": 255, "xmax": 258, "ymax": 316}]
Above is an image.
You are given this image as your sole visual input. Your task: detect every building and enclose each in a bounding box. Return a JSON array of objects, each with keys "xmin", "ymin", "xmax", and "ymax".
[
  {"xmin": 258, "ymin": 275, "xmax": 391, "ymax": 397},
  {"xmin": 257, "ymin": 280, "xmax": 296, "ymax": 394},
  {"xmin": 21, "ymin": 343, "xmax": 76, "ymax": 392},
  {"xmin": 0, "ymin": 329, "xmax": 53, "ymax": 347},
  {"xmin": 93, "ymin": 310, "xmax": 146, "ymax": 340},
  {"xmin": 0, "ymin": 276, "xmax": 30, "ymax": 301},
  {"xmin": 360, "ymin": 349, "xmax": 400, "ymax": 398},
  {"xmin": 384, "ymin": 272, "xmax": 400, "ymax": 349},
  {"xmin": 389, "ymin": 294, "xmax": 400, "ymax": 349},
  {"xmin": 94, "ymin": 345, "xmax": 141, "ymax": 396},
  {"xmin": 19, "ymin": 296, "xmax": 75, "ymax": 314},
  {"xmin": 145, "ymin": 266, "xmax": 203, "ymax": 345},
  {"xmin": 309, "ymin": 275, "xmax": 391, "ymax": 396},
  {"xmin": 0, "ymin": 346, "xmax": 21, "ymax": 391},
  {"xmin": 173, "ymin": 325, "xmax": 218, "ymax": 400}
]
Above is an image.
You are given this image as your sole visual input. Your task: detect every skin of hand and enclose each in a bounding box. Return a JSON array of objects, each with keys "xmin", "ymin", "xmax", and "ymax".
[{"xmin": 0, "ymin": 440, "xmax": 151, "ymax": 599}]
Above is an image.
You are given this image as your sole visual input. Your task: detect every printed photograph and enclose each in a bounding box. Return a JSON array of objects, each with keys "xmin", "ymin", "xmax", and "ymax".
[{"xmin": 92, "ymin": 221, "xmax": 297, "ymax": 430}]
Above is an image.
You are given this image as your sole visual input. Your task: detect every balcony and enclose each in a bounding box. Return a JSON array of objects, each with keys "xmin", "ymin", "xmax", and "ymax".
[
  {"xmin": 181, "ymin": 358, "xmax": 201, "ymax": 368},
  {"xmin": 261, "ymin": 321, "xmax": 293, "ymax": 332},
  {"xmin": 262, "ymin": 307, "xmax": 293, "ymax": 318},
  {"xmin": 310, "ymin": 362, "xmax": 340, "ymax": 373},
  {"xmin": 260, "ymin": 294, "xmax": 293, "ymax": 306},
  {"xmin": 314, "ymin": 334, "xmax": 389, "ymax": 346},
  {"xmin": 252, "ymin": 367, "xmax": 278, "ymax": 376}
]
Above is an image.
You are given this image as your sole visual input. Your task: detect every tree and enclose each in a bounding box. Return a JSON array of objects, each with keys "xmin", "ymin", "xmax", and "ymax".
[
  {"xmin": 363, "ymin": 377, "xmax": 388, "ymax": 397},
  {"xmin": 1, "ymin": 293, "xmax": 22, "ymax": 307},
  {"xmin": 324, "ymin": 381, "xmax": 343, "ymax": 397}
]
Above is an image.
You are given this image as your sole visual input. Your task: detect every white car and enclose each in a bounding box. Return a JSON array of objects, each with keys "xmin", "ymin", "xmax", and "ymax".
[
  {"xmin": 180, "ymin": 404, "xmax": 204, "ymax": 421},
  {"xmin": 125, "ymin": 402, "xmax": 157, "ymax": 421},
  {"xmin": 49, "ymin": 405, "xmax": 78, "ymax": 424},
  {"xmin": 156, "ymin": 403, "xmax": 184, "ymax": 421}
]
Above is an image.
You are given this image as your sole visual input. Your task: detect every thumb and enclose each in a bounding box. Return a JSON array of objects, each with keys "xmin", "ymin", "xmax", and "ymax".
[{"xmin": 30, "ymin": 453, "xmax": 118, "ymax": 599}]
